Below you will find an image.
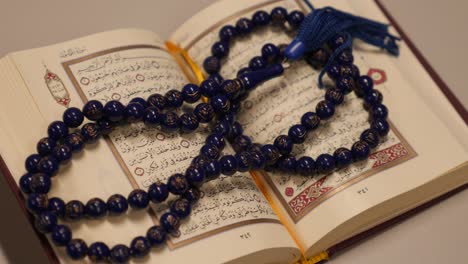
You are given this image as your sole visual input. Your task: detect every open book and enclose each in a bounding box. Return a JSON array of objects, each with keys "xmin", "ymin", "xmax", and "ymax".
[{"xmin": 0, "ymin": 0, "xmax": 467, "ymax": 263}]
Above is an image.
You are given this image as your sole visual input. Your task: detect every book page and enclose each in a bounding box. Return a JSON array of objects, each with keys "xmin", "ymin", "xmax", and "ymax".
[
  {"xmin": 0, "ymin": 28, "xmax": 299, "ymax": 263},
  {"xmin": 170, "ymin": 0, "xmax": 468, "ymax": 257}
]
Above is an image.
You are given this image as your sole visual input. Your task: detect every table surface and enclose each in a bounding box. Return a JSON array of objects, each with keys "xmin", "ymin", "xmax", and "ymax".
[{"xmin": 0, "ymin": 0, "xmax": 467, "ymax": 263}]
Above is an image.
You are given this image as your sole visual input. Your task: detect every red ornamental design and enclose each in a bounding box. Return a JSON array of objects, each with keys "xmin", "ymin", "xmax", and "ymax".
[
  {"xmin": 369, "ymin": 143, "xmax": 408, "ymax": 169},
  {"xmin": 44, "ymin": 69, "xmax": 71, "ymax": 107},
  {"xmin": 367, "ymin": 68, "xmax": 387, "ymax": 85},
  {"xmin": 288, "ymin": 176, "xmax": 333, "ymax": 214},
  {"xmin": 285, "ymin": 187, "xmax": 294, "ymax": 197}
]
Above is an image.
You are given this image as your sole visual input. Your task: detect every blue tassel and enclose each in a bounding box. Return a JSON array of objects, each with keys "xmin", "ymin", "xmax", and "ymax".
[{"xmin": 284, "ymin": 6, "xmax": 401, "ymax": 87}]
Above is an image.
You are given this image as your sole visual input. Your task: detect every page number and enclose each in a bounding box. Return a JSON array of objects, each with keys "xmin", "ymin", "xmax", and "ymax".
[
  {"xmin": 357, "ymin": 187, "xmax": 369, "ymax": 194},
  {"xmin": 240, "ymin": 232, "xmax": 252, "ymax": 239}
]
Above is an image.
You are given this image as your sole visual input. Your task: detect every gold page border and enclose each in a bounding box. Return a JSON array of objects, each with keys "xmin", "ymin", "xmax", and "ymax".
[{"xmin": 62, "ymin": 45, "xmax": 281, "ymax": 250}]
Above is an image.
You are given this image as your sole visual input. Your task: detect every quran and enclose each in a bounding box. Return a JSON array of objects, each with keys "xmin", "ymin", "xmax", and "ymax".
[{"xmin": 0, "ymin": 0, "xmax": 467, "ymax": 263}]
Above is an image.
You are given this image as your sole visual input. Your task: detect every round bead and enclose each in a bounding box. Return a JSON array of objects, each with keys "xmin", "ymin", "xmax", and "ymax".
[
  {"xmin": 306, "ymin": 48, "xmax": 329, "ymax": 69},
  {"xmin": 219, "ymin": 25, "xmax": 237, "ymax": 42},
  {"xmin": 48, "ymin": 197, "xmax": 66, "ymax": 218},
  {"xmin": 287, "ymin": 10, "xmax": 305, "ymax": 28},
  {"xmin": 278, "ymin": 155, "xmax": 296, "ymax": 172},
  {"xmin": 371, "ymin": 104, "xmax": 388, "ymax": 120},
  {"xmin": 129, "ymin": 97, "xmax": 148, "ymax": 108},
  {"xmin": 165, "ymin": 89, "xmax": 184, "ymax": 108},
  {"xmin": 334, "ymin": 147, "xmax": 353, "ymax": 168},
  {"xmin": 371, "ymin": 119, "xmax": 390, "ymax": 137},
  {"xmin": 180, "ymin": 113, "xmax": 200, "ymax": 133},
  {"xmin": 88, "ymin": 242, "xmax": 110, "ymax": 262},
  {"xmin": 220, "ymin": 79, "xmax": 241, "ymax": 99},
  {"xmin": 66, "ymin": 239, "xmax": 88, "ymax": 260},
  {"xmin": 200, "ymin": 144, "xmax": 220, "ymax": 160},
  {"xmin": 336, "ymin": 50, "xmax": 354, "ymax": 65},
  {"xmin": 130, "ymin": 236, "xmax": 151, "ymax": 258},
  {"xmin": 232, "ymin": 135, "xmax": 252, "ymax": 153},
  {"xmin": 29, "ymin": 173, "xmax": 51, "ymax": 194},
  {"xmin": 328, "ymin": 33, "xmax": 347, "ymax": 50},
  {"xmin": 327, "ymin": 63, "xmax": 341, "ymax": 80},
  {"xmin": 252, "ymin": 10, "xmax": 271, "ymax": 26},
  {"xmin": 364, "ymin": 89, "xmax": 383, "ymax": 106},
  {"xmin": 124, "ymin": 102, "xmax": 145, "ymax": 122},
  {"xmin": 228, "ymin": 122, "xmax": 243, "ymax": 140},
  {"xmin": 325, "ymin": 88, "xmax": 344, "ymax": 105},
  {"xmin": 184, "ymin": 187, "xmax": 201, "ymax": 203},
  {"xmin": 237, "ymin": 67, "xmax": 251, "ymax": 77},
  {"xmin": 34, "ymin": 211, "xmax": 57, "ymax": 233},
  {"xmin": 235, "ymin": 151, "xmax": 252, "ymax": 172},
  {"xmin": 203, "ymin": 160, "xmax": 221, "ymax": 180},
  {"xmin": 249, "ymin": 56, "xmax": 267, "ymax": 70},
  {"xmin": 235, "ymin": 18, "xmax": 254, "ymax": 34},
  {"xmin": 220, "ymin": 155, "xmax": 238, "ymax": 176},
  {"xmin": 37, "ymin": 156, "xmax": 59, "ymax": 176},
  {"xmin": 170, "ymin": 198, "xmax": 192, "ymax": 219},
  {"xmin": 52, "ymin": 144, "xmax": 72, "ymax": 163},
  {"xmin": 192, "ymin": 155, "xmax": 211, "ymax": 169},
  {"xmin": 261, "ymin": 43, "xmax": 280, "ymax": 63},
  {"xmin": 143, "ymin": 106, "xmax": 161, "ymax": 126},
  {"xmin": 19, "ymin": 173, "xmax": 33, "ymax": 194},
  {"xmin": 109, "ymin": 244, "xmax": 130, "ymax": 263},
  {"xmin": 194, "ymin": 103, "xmax": 215, "ymax": 123},
  {"xmin": 336, "ymin": 76, "xmax": 354, "ymax": 94},
  {"xmin": 51, "ymin": 224, "xmax": 71, "ymax": 246},
  {"xmin": 271, "ymin": 7, "xmax": 288, "ymax": 26},
  {"xmin": 274, "ymin": 135, "xmax": 293, "ymax": 155},
  {"xmin": 200, "ymin": 78, "xmax": 220, "ymax": 97},
  {"xmin": 128, "ymin": 189, "xmax": 150, "ymax": 209},
  {"xmin": 167, "ymin": 173, "xmax": 189, "ymax": 195},
  {"xmin": 37, "ymin": 137, "xmax": 56, "ymax": 156},
  {"xmin": 210, "ymin": 94, "xmax": 231, "ymax": 114},
  {"xmin": 65, "ymin": 200, "xmax": 85, "ymax": 221},
  {"xmin": 210, "ymin": 72, "xmax": 224, "ymax": 83},
  {"xmin": 103, "ymin": 100, "xmax": 125, "ymax": 122},
  {"xmin": 147, "ymin": 93, "xmax": 167, "ymax": 109},
  {"xmin": 81, "ymin": 123, "xmax": 101, "ymax": 143},
  {"xmin": 301, "ymin": 112, "xmax": 321, "ymax": 131},
  {"xmin": 357, "ymin": 75, "xmax": 374, "ymax": 95},
  {"xmin": 160, "ymin": 212, "xmax": 181, "ymax": 233},
  {"xmin": 360, "ymin": 129, "xmax": 380, "ymax": 148},
  {"xmin": 64, "ymin": 133, "xmax": 85, "ymax": 152},
  {"xmin": 206, "ymin": 133, "xmax": 226, "ymax": 149},
  {"xmin": 62, "ymin": 107, "xmax": 84, "ymax": 128},
  {"xmin": 316, "ymin": 154, "xmax": 336, "ymax": 174},
  {"xmin": 212, "ymin": 41, "xmax": 230, "ymax": 58},
  {"xmin": 97, "ymin": 118, "xmax": 114, "ymax": 135},
  {"xmin": 181, "ymin": 84, "xmax": 202, "ymax": 103},
  {"xmin": 261, "ymin": 144, "xmax": 281, "ymax": 165},
  {"xmin": 146, "ymin": 225, "xmax": 167, "ymax": 246},
  {"xmin": 296, "ymin": 156, "xmax": 316, "ymax": 176},
  {"xmin": 249, "ymin": 150, "xmax": 266, "ymax": 170},
  {"xmin": 288, "ymin": 124, "xmax": 307, "ymax": 144},
  {"xmin": 147, "ymin": 183, "xmax": 168, "ymax": 205},
  {"xmin": 316, "ymin": 100, "xmax": 335, "ymax": 120},
  {"xmin": 350, "ymin": 65, "xmax": 361, "ymax": 80},
  {"xmin": 85, "ymin": 198, "xmax": 107, "ymax": 219},
  {"xmin": 351, "ymin": 141, "xmax": 371, "ymax": 160},
  {"xmin": 161, "ymin": 111, "xmax": 181, "ymax": 132},
  {"xmin": 25, "ymin": 154, "xmax": 41, "ymax": 173},
  {"xmin": 203, "ymin": 56, "xmax": 221, "ymax": 74},
  {"xmin": 107, "ymin": 194, "xmax": 128, "ymax": 215},
  {"xmin": 82, "ymin": 100, "xmax": 104, "ymax": 121},
  {"xmin": 185, "ymin": 166, "xmax": 205, "ymax": 187}
]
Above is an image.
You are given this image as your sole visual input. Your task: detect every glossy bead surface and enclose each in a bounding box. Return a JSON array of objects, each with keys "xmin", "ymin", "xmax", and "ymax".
[
  {"xmin": 219, "ymin": 25, "xmax": 237, "ymax": 42},
  {"xmin": 316, "ymin": 100, "xmax": 335, "ymax": 120},
  {"xmin": 316, "ymin": 154, "xmax": 336, "ymax": 174},
  {"xmin": 220, "ymin": 79, "xmax": 241, "ymax": 99},
  {"xmin": 103, "ymin": 100, "xmax": 125, "ymax": 122},
  {"xmin": 63, "ymin": 107, "xmax": 84, "ymax": 128},
  {"xmin": 85, "ymin": 198, "xmax": 107, "ymax": 219},
  {"xmin": 20, "ymin": 173, "xmax": 35, "ymax": 194},
  {"xmin": 325, "ymin": 88, "xmax": 344, "ymax": 105},
  {"xmin": 357, "ymin": 75, "xmax": 374, "ymax": 95},
  {"xmin": 206, "ymin": 133, "xmax": 226, "ymax": 149},
  {"xmin": 146, "ymin": 225, "xmax": 167, "ymax": 246},
  {"xmin": 180, "ymin": 113, "xmax": 199, "ymax": 133},
  {"xmin": 51, "ymin": 225, "xmax": 71, "ymax": 246},
  {"xmin": 29, "ymin": 173, "xmax": 51, "ymax": 194},
  {"xmin": 371, "ymin": 119, "xmax": 390, "ymax": 137},
  {"xmin": 25, "ymin": 154, "xmax": 41, "ymax": 173},
  {"xmin": 274, "ymin": 135, "xmax": 293, "ymax": 155},
  {"xmin": 128, "ymin": 189, "xmax": 150, "ymax": 209},
  {"xmin": 296, "ymin": 156, "xmax": 315, "ymax": 176},
  {"xmin": 124, "ymin": 102, "xmax": 145, "ymax": 122},
  {"xmin": 301, "ymin": 112, "xmax": 321, "ymax": 131},
  {"xmin": 334, "ymin": 147, "xmax": 353, "ymax": 168},
  {"xmin": 249, "ymin": 56, "xmax": 267, "ymax": 70},
  {"xmin": 143, "ymin": 106, "xmax": 161, "ymax": 126},
  {"xmin": 52, "ymin": 144, "xmax": 72, "ymax": 163},
  {"xmin": 185, "ymin": 166, "xmax": 205, "ymax": 187},
  {"xmin": 249, "ymin": 150, "xmax": 266, "ymax": 170},
  {"xmin": 131, "ymin": 236, "xmax": 151, "ymax": 258},
  {"xmin": 236, "ymin": 151, "xmax": 252, "ymax": 172},
  {"xmin": 107, "ymin": 194, "xmax": 128, "ymax": 215},
  {"xmin": 278, "ymin": 155, "xmax": 296, "ymax": 172},
  {"xmin": 360, "ymin": 129, "xmax": 380, "ymax": 148},
  {"xmin": 364, "ymin": 89, "xmax": 383, "ymax": 106},
  {"xmin": 327, "ymin": 63, "xmax": 341, "ymax": 80},
  {"xmin": 165, "ymin": 89, "xmax": 184, "ymax": 108},
  {"xmin": 170, "ymin": 198, "xmax": 192, "ymax": 218},
  {"xmin": 64, "ymin": 133, "xmax": 85, "ymax": 152},
  {"xmin": 351, "ymin": 141, "xmax": 371, "ymax": 160},
  {"xmin": 168, "ymin": 174, "xmax": 190, "ymax": 195},
  {"xmin": 65, "ymin": 200, "xmax": 85, "ymax": 221},
  {"xmin": 203, "ymin": 160, "xmax": 221, "ymax": 180},
  {"xmin": 48, "ymin": 197, "xmax": 66, "ymax": 218},
  {"xmin": 235, "ymin": 18, "xmax": 254, "ymax": 34},
  {"xmin": 109, "ymin": 244, "xmax": 131, "ymax": 263},
  {"xmin": 371, "ymin": 104, "xmax": 388, "ymax": 120},
  {"xmin": 184, "ymin": 187, "xmax": 201, "ymax": 203},
  {"xmin": 203, "ymin": 56, "xmax": 221, "ymax": 74},
  {"xmin": 148, "ymin": 182, "xmax": 169, "ymax": 203},
  {"xmin": 261, "ymin": 144, "xmax": 281, "ymax": 165},
  {"xmin": 288, "ymin": 124, "xmax": 307, "ymax": 144},
  {"xmin": 336, "ymin": 76, "xmax": 354, "ymax": 94},
  {"xmin": 66, "ymin": 239, "xmax": 88, "ymax": 260},
  {"xmin": 81, "ymin": 123, "xmax": 101, "ymax": 143},
  {"xmin": 232, "ymin": 135, "xmax": 252, "ymax": 153},
  {"xmin": 261, "ymin": 43, "xmax": 280, "ymax": 63},
  {"xmin": 271, "ymin": 7, "xmax": 288, "ymax": 26},
  {"xmin": 220, "ymin": 155, "xmax": 238, "ymax": 176},
  {"xmin": 200, "ymin": 79, "xmax": 220, "ymax": 97},
  {"xmin": 252, "ymin": 10, "xmax": 271, "ymax": 26},
  {"xmin": 34, "ymin": 211, "xmax": 57, "ymax": 233},
  {"xmin": 336, "ymin": 50, "xmax": 354, "ymax": 65},
  {"xmin": 287, "ymin": 10, "xmax": 305, "ymax": 28},
  {"xmin": 147, "ymin": 93, "xmax": 167, "ymax": 109},
  {"xmin": 306, "ymin": 48, "xmax": 329, "ymax": 69},
  {"xmin": 200, "ymin": 144, "xmax": 220, "ymax": 160},
  {"xmin": 97, "ymin": 118, "xmax": 114, "ymax": 135},
  {"xmin": 88, "ymin": 242, "xmax": 110, "ymax": 262},
  {"xmin": 82, "ymin": 100, "xmax": 104, "ymax": 121},
  {"xmin": 160, "ymin": 212, "xmax": 181, "ymax": 233},
  {"xmin": 328, "ymin": 33, "xmax": 347, "ymax": 50},
  {"xmin": 228, "ymin": 122, "xmax": 243, "ymax": 140},
  {"xmin": 182, "ymin": 84, "xmax": 202, "ymax": 103},
  {"xmin": 212, "ymin": 41, "xmax": 230, "ymax": 58},
  {"xmin": 37, "ymin": 137, "xmax": 56, "ymax": 156},
  {"xmin": 194, "ymin": 103, "xmax": 215, "ymax": 123},
  {"xmin": 210, "ymin": 94, "xmax": 231, "ymax": 114},
  {"xmin": 129, "ymin": 97, "xmax": 148, "ymax": 108},
  {"xmin": 161, "ymin": 112, "xmax": 181, "ymax": 132},
  {"xmin": 37, "ymin": 156, "xmax": 59, "ymax": 176}
]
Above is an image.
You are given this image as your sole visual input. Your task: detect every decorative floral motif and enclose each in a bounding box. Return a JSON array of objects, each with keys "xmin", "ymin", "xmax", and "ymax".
[
  {"xmin": 369, "ymin": 143, "xmax": 408, "ymax": 168},
  {"xmin": 288, "ymin": 176, "xmax": 333, "ymax": 214}
]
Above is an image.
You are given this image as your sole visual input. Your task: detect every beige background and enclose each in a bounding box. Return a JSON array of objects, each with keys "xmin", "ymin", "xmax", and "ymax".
[{"xmin": 0, "ymin": 0, "xmax": 467, "ymax": 263}]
